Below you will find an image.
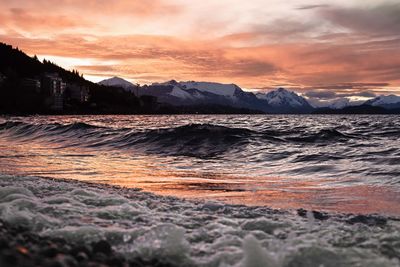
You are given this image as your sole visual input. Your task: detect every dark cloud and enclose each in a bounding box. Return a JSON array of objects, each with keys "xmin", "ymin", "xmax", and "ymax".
[
  {"xmin": 314, "ymin": 83, "xmax": 390, "ymax": 90},
  {"xmin": 304, "ymin": 90, "xmax": 337, "ymax": 99},
  {"xmin": 249, "ymin": 19, "xmax": 319, "ymax": 41},
  {"xmin": 306, "ymin": 88, "xmax": 379, "ymax": 99},
  {"xmin": 296, "ymin": 4, "xmax": 330, "ymax": 10},
  {"xmin": 354, "ymin": 91, "xmax": 377, "ymax": 98},
  {"xmin": 228, "ymin": 60, "xmax": 278, "ymax": 77},
  {"xmin": 319, "ymin": 3, "xmax": 400, "ymax": 38},
  {"xmin": 304, "ymin": 90, "xmax": 378, "ymax": 101}
]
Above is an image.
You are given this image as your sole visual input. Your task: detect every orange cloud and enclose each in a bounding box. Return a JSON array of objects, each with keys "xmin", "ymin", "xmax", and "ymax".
[
  {"xmin": 0, "ymin": 0, "xmax": 399, "ymax": 95},
  {"xmin": 0, "ymin": 0, "xmax": 181, "ymax": 17},
  {"xmin": 2, "ymin": 32, "xmax": 400, "ymax": 91},
  {"xmin": 1, "ymin": 8, "xmax": 87, "ymax": 32}
]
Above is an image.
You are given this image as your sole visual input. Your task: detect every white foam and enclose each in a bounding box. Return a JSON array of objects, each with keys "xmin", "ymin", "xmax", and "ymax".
[{"xmin": 0, "ymin": 175, "xmax": 399, "ymax": 267}]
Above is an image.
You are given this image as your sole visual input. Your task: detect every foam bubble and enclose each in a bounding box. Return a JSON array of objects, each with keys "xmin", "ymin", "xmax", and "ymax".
[{"xmin": 0, "ymin": 175, "xmax": 399, "ymax": 267}]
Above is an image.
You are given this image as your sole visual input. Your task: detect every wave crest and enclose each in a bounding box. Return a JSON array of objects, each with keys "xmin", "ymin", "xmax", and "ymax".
[{"xmin": 0, "ymin": 121, "xmax": 363, "ymax": 158}]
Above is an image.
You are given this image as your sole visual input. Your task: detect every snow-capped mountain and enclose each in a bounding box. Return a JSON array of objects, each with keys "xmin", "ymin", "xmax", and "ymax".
[
  {"xmin": 98, "ymin": 77, "xmax": 136, "ymax": 92},
  {"xmin": 139, "ymin": 82, "xmax": 315, "ymax": 113},
  {"xmin": 325, "ymin": 98, "xmax": 350, "ymax": 109},
  {"xmin": 97, "ymin": 79, "xmax": 315, "ymax": 113},
  {"xmin": 365, "ymin": 95, "xmax": 400, "ymax": 109},
  {"xmin": 308, "ymin": 97, "xmax": 370, "ymax": 110},
  {"xmin": 179, "ymin": 81, "xmax": 240, "ymax": 97},
  {"xmin": 140, "ymin": 80, "xmax": 265, "ymax": 111},
  {"xmin": 326, "ymin": 98, "xmax": 368, "ymax": 109},
  {"xmin": 152, "ymin": 80, "xmax": 242, "ymax": 98},
  {"xmin": 255, "ymin": 88, "xmax": 313, "ymax": 113}
]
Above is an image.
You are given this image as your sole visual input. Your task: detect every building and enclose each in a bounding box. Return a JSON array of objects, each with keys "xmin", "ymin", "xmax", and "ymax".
[
  {"xmin": 41, "ymin": 73, "xmax": 66, "ymax": 111},
  {"xmin": 42, "ymin": 73, "xmax": 66, "ymax": 95},
  {"xmin": 21, "ymin": 78, "xmax": 41, "ymax": 93},
  {"xmin": 65, "ymin": 84, "xmax": 90, "ymax": 103}
]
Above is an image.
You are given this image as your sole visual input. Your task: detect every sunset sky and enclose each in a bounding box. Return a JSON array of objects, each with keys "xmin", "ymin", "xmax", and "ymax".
[{"xmin": 1, "ymin": 0, "xmax": 400, "ymax": 102}]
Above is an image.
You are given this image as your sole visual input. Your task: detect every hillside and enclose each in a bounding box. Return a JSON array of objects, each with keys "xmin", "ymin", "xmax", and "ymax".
[
  {"xmin": 0, "ymin": 43, "xmax": 151, "ymax": 114},
  {"xmin": 0, "ymin": 43, "xmax": 266, "ymax": 115}
]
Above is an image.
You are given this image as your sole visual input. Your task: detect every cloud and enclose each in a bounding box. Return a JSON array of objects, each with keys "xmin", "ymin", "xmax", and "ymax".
[
  {"xmin": 319, "ymin": 3, "xmax": 400, "ymax": 38},
  {"xmin": 306, "ymin": 83, "xmax": 390, "ymax": 90},
  {"xmin": 1, "ymin": 1, "xmax": 400, "ymax": 93},
  {"xmin": 227, "ymin": 60, "xmax": 277, "ymax": 77},
  {"xmin": 296, "ymin": 4, "xmax": 330, "ymax": 10},
  {"xmin": 0, "ymin": 0, "xmax": 182, "ymax": 17},
  {"xmin": 355, "ymin": 91, "xmax": 377, "ymax": 98},
  {"xmin": 2, "ymin": 8, "xmax": 87, "ymax": 31},
  {"xmin": 3, "ymin": 31, "xmax": 399, "ymax": 89},
  {"xmin": 304, "ymin": 91, "xmax": 337, "ymax": 99},
  {"xmin": 305, "ymin": 89, "xmax": 378, "ymax": 100},
  {"xmin": 230, "ymin": 19, "xmax": 322, "ymax": 45},
  {"xmin": 77, "ymin": 65, "xmax": 117, "ymax": 73},
  {"xmin": 0, "ymin": 0, "xmax": 184, "ymax": 37}
]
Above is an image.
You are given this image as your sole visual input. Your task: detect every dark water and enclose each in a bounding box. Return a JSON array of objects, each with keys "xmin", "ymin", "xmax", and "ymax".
[{"xmin": 1, "ymin": 115, "xmax": 400, "ymax": 215}]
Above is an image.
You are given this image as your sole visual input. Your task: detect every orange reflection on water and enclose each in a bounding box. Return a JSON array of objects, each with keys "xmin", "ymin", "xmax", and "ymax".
[{"xmin": 1, "ymin": 139, "xmax": 400, "ymax": 216}]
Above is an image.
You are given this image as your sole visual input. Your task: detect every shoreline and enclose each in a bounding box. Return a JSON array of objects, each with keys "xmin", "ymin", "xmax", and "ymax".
[
  {"xmin": 21, "ymin": 175, "xmax": 400, "ymax": 221},
  {"xmin": 0, "ymin": 175, "xmax": 399, "ymax": 267},
  {"xmin": 6, "ymin": 174, "xmax": 400, "ymax": 220}
]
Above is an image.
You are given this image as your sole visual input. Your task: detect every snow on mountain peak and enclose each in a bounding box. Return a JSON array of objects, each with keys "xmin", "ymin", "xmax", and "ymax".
[
  {"xmin": 98, "ymin": 77, "xmax": 135, "ymax": 90},
  {"xmin": 256, "ymin": 88, "xmax": 309, "ymax": 108},
  {"xmin": 328, "ymin": 98, "xmax": 351, "ymax": 109},
  {"xmin": 169, "ymin": 86, "xmax": 195, "ymax": 99},
  {"xmin": 179, "ymin": 81, "xmax": 240, "ymax": 97},
  {"xmin": 150, "ymin": 80, "xmax": 243, "ymax": 98},
  {"xmin": 367, "ymin": 95, "xmax": 400, "ymax": 106}
]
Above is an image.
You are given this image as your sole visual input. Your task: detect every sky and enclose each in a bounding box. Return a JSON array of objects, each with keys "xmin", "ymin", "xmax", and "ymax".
[{"xmin": 1, "ymin": 0, "xmax": 400, "ymax": 103}]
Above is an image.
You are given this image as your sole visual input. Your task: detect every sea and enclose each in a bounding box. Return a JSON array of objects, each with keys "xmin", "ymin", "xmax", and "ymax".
[{"xmin": 0, "ymin": 115, "xmax": 399, "ymax": 266}]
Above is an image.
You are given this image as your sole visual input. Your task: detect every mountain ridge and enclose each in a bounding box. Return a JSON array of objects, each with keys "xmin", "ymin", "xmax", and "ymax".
[
  {"xmin": 364, "ymin": 95, "xmax": 400, "ymax": 109},
  {"xmin": 2, "ymin": 38, "xmax": 400, "ymax": 115},
  {"xmin": 96, "ymin": 75, "xmax": 400, "ymax": 114},
  {"xmin": 102, "ymin": 78, "xmax": 315, "ymax": 114},
  {"xmin": 98, "ymin": 77, "xmax": 136, "ymax": 92}
]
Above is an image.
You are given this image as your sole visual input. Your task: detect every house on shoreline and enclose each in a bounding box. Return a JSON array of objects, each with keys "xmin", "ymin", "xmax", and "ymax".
[
  {"xmin": 21, "ymin": 78, "xmax": 41, "ymax": 93},
  {"xmin": 65, "ymin": 84, "xmax": 90, "ymax": 104},
  {"xmin": 42, "ymin": 73, "xmax": 66, "ymax": 111}
]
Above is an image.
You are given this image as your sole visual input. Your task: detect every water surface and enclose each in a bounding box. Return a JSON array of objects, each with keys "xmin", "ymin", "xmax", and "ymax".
[{"xmin": 1, "ymin": 115, "xmax": 399, "ymax": 215}]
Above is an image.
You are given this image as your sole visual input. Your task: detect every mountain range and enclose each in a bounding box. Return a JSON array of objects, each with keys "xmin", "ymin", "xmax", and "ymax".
[
  {"xmin": 4, "ymin": 40, "xmax": 398, "ymax": 115},
  {"xmin": 99, "ymin": 78, "xmax": 313, "ymax": 114},
  {"xmin": 364, "ymin": 95, "xmax": 400, "ymax": 109},
  {"xmin": 99, "ymin": 77, "xmax": 400, "ymax": 114}
]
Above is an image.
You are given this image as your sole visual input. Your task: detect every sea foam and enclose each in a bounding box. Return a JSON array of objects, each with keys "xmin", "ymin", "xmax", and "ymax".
[{"xmin": 0, "ymin": 175, "xmax": 399, "ymax": 267}]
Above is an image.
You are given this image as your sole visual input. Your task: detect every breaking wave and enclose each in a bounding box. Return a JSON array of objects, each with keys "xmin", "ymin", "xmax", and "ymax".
[{"xmin": 0, "ymin": 121, "xmax": 362, "ymax": 158}]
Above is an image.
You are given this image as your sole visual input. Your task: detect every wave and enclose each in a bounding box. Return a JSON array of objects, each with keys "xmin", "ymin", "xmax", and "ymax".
[
  {"xmin": 0, "ymin": 122, "xmax": 258, "ymax": 158},
  {"xmin": 97, "ymin": 124, "xmax": 259, "ymax": 158},
  {"xmin": 286, "ymin": 129, "xmax": 354, "ymax": 143},
  {"xmin": 0, "ymin": 120, "xmax": 375, "ymax": 158}
]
